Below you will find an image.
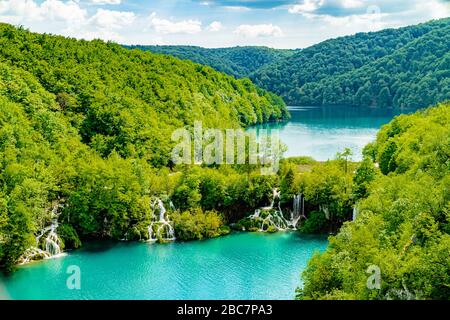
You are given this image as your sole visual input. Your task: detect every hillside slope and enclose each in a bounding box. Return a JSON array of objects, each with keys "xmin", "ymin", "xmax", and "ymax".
[
  {"xmin": 251, "ymin": 18, "xmax": 450, "ymax": 109},
  {"xmin": 0, "ymin": 24, "xmax": 288, "ymax": 167},
  {"xmin": 134, "ymin": 19, "xmax": 450, "ymax": 110},
  {"xmin": 127, "ymin": 45, "xmax": 296, "ymax": 79}
]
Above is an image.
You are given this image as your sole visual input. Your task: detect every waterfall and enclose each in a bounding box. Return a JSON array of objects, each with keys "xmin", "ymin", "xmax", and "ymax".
[
  {"xmin": 246, "ymin": 189, "xmax": 310, "ymax": 232},
  {"xmin": 352, "ymin": 206, "xmax": 358, "ymax": 221},
  {"xmin": 320, "ymin": 204, "xmax": 330, "ymax": 220},
  {"xmin": 147, "ymin": 198, "xmax": 176, "ymax": 242},
  {"xmin": 44, "ymin": 219, "xmax": 62, "ymax": 255},
  {"xmin": 19, "ymin": 202, "xmax": 64, "ymax": 264},
  {"xmin": 157, "ymin": 199, "xmax": 167, "ymax": 221},
  {"xmin": 269, "ymin": 188, "xmax": 281, "ymax": 208},
  {"xmin": 247, "ymin": 188, "xmax": 297, "ymax": 232},
  {"xmin": 250, "ymin": 209, "xmax": 261, "ymax": 219},
  {"xmin": 39, "ymin": 204, "xmax": 63, "ymax": 256},
  {"xmin": 18, "ymin": 248, "xmax": 51, "ymax": 265},
  {"xmin": 290, "ymin": 194, "xmax": 306, "ymax": 229}
]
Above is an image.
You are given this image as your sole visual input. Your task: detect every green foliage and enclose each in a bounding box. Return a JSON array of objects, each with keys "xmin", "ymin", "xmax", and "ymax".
[
  {"xmin": 282, "ymin": 156, "xmax": 316, "ymax": 165},
  {"xmin": 128, "ymin": 45, "xmax": 296, "ymax": 79},
  {"xmin": 299, "ymin": 103, "xmax": 450, "ymax": 300},
  {"xmin": 294, "ymin": 159, "xmax": 356, "ymax": 231},
  {"xmin": 299, "ymin": 211, "xmax": 328, "ymax": 234},
  {"xmin": 171, "ymin": 208, "xmax": 230, "ymax": 241},
  {"xmin": 0, "ymin": 23, "xmax": 288, "ymax": 165},
  {"xmin": 172, "ymin": 166, "xmax": 277, "ymax": 221},
  {"xmin": 251, "ymin": 18, "xmax": 450, "ymax": 109},
  {"xmin": 57, "ymin": 224, "xmax": 82, "ymax": 249},
  {"xmin": 378, "ymin": 140, "xmax": 397, "ymax": 174},
  {"xmin": 353, "ymin": 157, "xmax": 378, "ymax": 200}
]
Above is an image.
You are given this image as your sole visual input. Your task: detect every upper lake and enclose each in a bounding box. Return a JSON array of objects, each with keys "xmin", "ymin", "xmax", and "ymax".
[{"xmin": 249, "ymin": 105, "xmax": 400, "ymax": 161}]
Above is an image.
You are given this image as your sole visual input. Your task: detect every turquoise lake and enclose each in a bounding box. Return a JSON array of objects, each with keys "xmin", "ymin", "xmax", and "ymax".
[
  {"xmin": 249, "ymin": 105, "xmax": 398, "ymax": 161},
  {"xmin": 1, "ymin": 232, "xmax": 327, "ymax": 300}
]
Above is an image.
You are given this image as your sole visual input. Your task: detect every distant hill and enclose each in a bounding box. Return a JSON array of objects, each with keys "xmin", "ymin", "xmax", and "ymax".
[
  {"xmin": 126, "ymin": 45, "xmax": 296, "ymax": 79},
  {"xmin": 252, "ymin": 18, "xmax": 450, "ymax": 109},
  {"xmin": 131, "ymin": 18, "xmax": 450, "ymax": 110}
]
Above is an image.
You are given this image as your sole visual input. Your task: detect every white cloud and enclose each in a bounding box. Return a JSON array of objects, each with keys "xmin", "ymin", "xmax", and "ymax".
[
  {"xmin": 288, "ymin": 0, "xmax": 370, "ymax": 15},
  {"xmin": 223, "ymin": 6, "xmax": 251, "ymax": 12},
  {"xmin": 411, "ymin": 1, "xmax": 450, "ymax": 20},
  {"xmin": 90, "ymin": 9, "xmax": 135, "ymax": 30},
  {"xmin": 149, "ymin": 12, "xmax": 202, "ymax": 34},
  {"xmin": 206, "ymin": 21, "xmax": 222, "ymax": 32},
  {"xmin": 311, "ymin": 12, "xmax": 388, "ymax": 31},
  {"xmin": 0, "ymin": 0, "xmax": 87, "ymax": 25},
  {"xmin": 340, "ymin": 0, "xmax": 364, "ymax": 9},
  {"xmin": 0, "ymin": 1, "xmax": 136, "ymax": 42},
  {"xmin": 41, "ymin": 0, "xmax": 87, "ymax": 25},
  {"xmin": 289, "ymin": 0, "xmax": 324, "ymax": 14},
  {"xmin": 0, "ymin": 0, "xmax": 42, "ymax": 24},
  {"xmin": 234, "ymin": 24, "xmax": 283, "ymax": 38},
  {"xmin": 88, "ymin": 0, "xmax": 122, "ymax": 4}
]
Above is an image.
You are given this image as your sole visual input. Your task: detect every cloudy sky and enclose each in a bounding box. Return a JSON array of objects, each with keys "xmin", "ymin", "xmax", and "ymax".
[{"xmin": 1, "ymin": 0, "xmax": 449, "ymax": 48}]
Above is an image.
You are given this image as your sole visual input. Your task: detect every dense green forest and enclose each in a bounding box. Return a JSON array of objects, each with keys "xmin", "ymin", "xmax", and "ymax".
[
  {"xmin": 252, "ymin": 18, "xmax": 450, "ymax": 108},
  {"xmin": 136, "ymin": 18, "xmax": 450, "ymax": 110},
  {"xmin": 298, "ymin": 103, "xmax": 450, "ymax": 300},
  {"xmin": 0, "ymin": 24, "xmax": 288, "ymax": 271},
  {"xmin": 126, "ymin": 45, "xmax": 296, "ymax": 79}
]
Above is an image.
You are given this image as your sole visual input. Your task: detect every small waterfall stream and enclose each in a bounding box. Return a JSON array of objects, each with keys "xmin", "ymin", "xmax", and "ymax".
[
  {"xmin": 247, "ymin": 189, "xmax": 307, "ymax": 232},
  {"xmin": 19, "ymin": 202, "xmax": 64, "ymax": 264},
  {"xmin": 147, "ymin": 198, "xmax": 176, "ymax": 242},
  {"xmin": 352, "ymin": 205, "xmax": 358, "ymax": 221},
  {"xmin": 291, "ymin": 194, "xmax": 306, "ymax": 228}
]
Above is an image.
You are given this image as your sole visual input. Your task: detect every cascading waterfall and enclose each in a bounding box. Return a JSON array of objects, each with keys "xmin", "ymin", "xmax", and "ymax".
[
  {"xmin": 290, "ymin": 194, "xmax": 306, "ymax": 228},
  {"xmin": 147, "ymin": 198, "xmax": 176, "ymax": 242},
  {"xmin": 352, "ymin": 205, "xmax": 359, "ymax": 221},
  {"xmin": 18, "ymin": 203, "xmax": 64, "ymax": 264},
  {"xmin": 247, "ymin": 189, "xmax": 306, "ymax": 232},
  {"xmin": 44, "ymin": 219, "xmax": 61, "ymax": 255}
]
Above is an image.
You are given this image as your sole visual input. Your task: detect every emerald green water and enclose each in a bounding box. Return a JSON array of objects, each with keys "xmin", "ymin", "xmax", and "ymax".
[
  {"xmin": 249, "ymin": 106, "xmax": 399, "ymax": 161},
  {"xmin": 1, "ymin": 232, "xmax": 327, "ymax": 300}
]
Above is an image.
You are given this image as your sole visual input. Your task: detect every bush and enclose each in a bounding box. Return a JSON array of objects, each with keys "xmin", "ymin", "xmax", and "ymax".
[
  {"xmin": 58, "ymin": 224, "xmax": 82, "ymax": 249},
  {"xmin": 299, "ymin": 211, "xmax": 328, "ymax": 234},
  {"xmin": 172, "ymin": 209, "xmax": 230, "ymax": 241}
]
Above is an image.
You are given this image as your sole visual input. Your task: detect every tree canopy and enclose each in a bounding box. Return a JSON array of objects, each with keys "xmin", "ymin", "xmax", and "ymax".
[
  {"xmin": 252, "ymin": 18, "xmax": 450, "ymax": 109},
  {"xmin": 298, "ymin": 103, "xmax": 450, "ymax": 300},
  {"xmin": 127, "ymin": 45, "xmax": 296, "ymax": 79}
]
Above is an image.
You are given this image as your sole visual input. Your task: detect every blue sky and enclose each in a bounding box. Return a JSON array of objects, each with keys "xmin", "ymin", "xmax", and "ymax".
[{"xmin": 0, "ymin": 0, "xmax": 449, "ymax": 48}]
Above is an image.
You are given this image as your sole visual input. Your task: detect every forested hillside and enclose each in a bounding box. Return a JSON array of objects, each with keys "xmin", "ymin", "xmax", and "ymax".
[
  {"xmin": 134, "ymin": 19, "xmax": 450, "ymax": 110},
  {"xmin": 298, "ymin": 103, "xmax": 450, "ymax": 300},
  {"xmin": 126, "ymin": 45, "xmax": 295, "ymax": 79},
  {"xmin": 252, "ymin": 18, "xmax": 450, "ymax": 109},
  {"xmin": 0, "ymin": 24, "xmax": 287, "ymax": 270},
  {"xmin": 0, "ymin": 24, "xmax": 288, "ymax": 167}
]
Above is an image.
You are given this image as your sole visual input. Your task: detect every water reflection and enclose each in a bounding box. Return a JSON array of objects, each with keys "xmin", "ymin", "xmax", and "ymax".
[{"xmin": 249, "ymin": 105, "xmax": 401, "ymax": 161}]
